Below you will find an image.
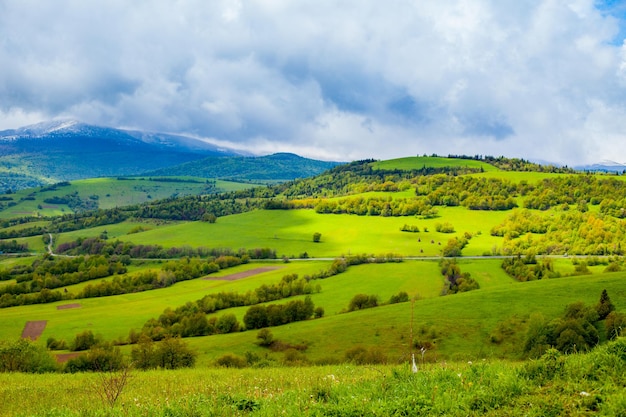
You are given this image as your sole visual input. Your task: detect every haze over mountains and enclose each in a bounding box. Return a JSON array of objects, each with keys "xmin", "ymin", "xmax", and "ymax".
[{"xmin": 0, "ymin": 121, "xmax": 339, "ymax": 190}]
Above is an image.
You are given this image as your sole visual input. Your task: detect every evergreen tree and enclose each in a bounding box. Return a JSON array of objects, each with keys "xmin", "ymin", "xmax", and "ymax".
[{"xmin": 596, "ymin": 289, "xmax": 615, "ymax": 320}]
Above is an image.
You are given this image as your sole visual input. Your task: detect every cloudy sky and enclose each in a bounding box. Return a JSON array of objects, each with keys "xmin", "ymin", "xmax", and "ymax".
[{"xmin": 1, "ymin": 0, "xmax": 626, "ymax": 164}]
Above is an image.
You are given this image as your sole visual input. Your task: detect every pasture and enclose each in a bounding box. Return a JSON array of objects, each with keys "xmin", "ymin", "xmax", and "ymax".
[
  {"xmin": 0, "ymin": 177, "xmax": 256, "ymax": 219},
  {"xmin": 372, "ymin": 156, "xmax": 498, "ymax": 172}
]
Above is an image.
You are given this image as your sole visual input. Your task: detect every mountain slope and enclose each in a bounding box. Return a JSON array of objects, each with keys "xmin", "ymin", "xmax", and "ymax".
[
  {"xmin": 0, "ymin": 121, "xmax": 245, "ymax": 188},
  {"xmin": 143, "ymin": 153, "xmax": 342, "ymax": 181}
]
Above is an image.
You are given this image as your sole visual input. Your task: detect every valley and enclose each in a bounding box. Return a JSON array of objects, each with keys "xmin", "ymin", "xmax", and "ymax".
[{"xmin": 1, "ymin": 154, "xmax": 625, "ymax": 416}]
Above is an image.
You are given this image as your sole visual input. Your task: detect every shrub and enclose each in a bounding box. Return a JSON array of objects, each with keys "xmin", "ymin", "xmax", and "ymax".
[
  {"xmin": 348, "ymin": 294, "xmax": 378, "ymax": 311},
  {"xmin": 282, "ymin": 349, "xmax": 309, "ymax": 366},
  {"xmin": 389, "ymin": 291, "xmax": 409, "ymax": 304},
  {"xmin": 131, "ymin": 335, "xmax": 157, "ymax": 370},
  {"xmin": 435, "ymin": 222, "xmax": 455, "ymax": 233},
  {"xmin": 344, "ymin": 345, "xmax": 387, "ymax": 364},
  {"xmin": 216, "ymin": 314, "xmax": 240, "ymax": 334},
  {"xmin": 46, "ymin": 337, "xmax": 68, "ymax": 350},
  {"xmin": 215, "ymin": 353, "xmax": 247, "ymax": 368},
  {"xmin": 605, "ymin": 311, "xmax": 626, "ymax": 340},
  {"xmin": 256, "ymin": 329, "xmax": 274, "ymax": 347},
  {"xmin": 0, "ymin": 339, "xmax": 58, "ymax": 373},
  {"xmin": 154, "ymin": 336, "xmax": 197, "ymax": 369},
  {"xmin": 71, "ymin": 330, "xmax": 101, "ymax": 352},
  {"xmin": 65, "ymin": 344, "xmax": 126, "ymax": 373}
]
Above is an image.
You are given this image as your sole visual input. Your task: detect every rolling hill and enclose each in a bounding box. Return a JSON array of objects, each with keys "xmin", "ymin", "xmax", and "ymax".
[
  {"xmin": 1, "ymin": 154, "xmax": 625, "ymax": 416},
  {"xmin": 143, "ymin": 152, "xmax": 341, "ymax": 181},
  {"xmin": 0, "ymin": 121, "xmax": 341, "ymax": 191}
]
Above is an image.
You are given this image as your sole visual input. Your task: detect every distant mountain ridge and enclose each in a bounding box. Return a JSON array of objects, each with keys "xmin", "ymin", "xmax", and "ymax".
[
  {"xmin": 0, "ymin": 121, "xmax": 340, "ymax": 190},
  {"xmin": 144, "ymin": 152, "xmax": 341, "ymax": 181},
  {"xmin": 573, "ymin": 160, "xmax": 626, "ymax": 173}
]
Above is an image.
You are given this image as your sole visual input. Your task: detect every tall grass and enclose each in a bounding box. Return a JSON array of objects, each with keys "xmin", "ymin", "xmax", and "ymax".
[{"xmin": 2, "ymin": 338, "xmax": 626, "ymax": 416}]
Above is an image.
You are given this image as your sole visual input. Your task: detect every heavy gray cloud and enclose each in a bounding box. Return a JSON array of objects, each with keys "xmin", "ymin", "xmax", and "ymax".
[{"xmin": 1, "ymin": 0, "xmax": 625, "ymax": 164}]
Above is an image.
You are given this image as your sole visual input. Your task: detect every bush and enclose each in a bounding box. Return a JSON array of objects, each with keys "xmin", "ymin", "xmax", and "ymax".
[
  {"xmin": 344, "ymin": 345, "xmax": 387, "ymax": 364},
  {"xmin": 0, "ymin": 339, "xmax": 58, "ymax": 373},
  {"xmin": 348, "ymin": 293, "xmax": 378, "ymax": 311},
  {"xmin": 435, "ymin": 222, "xmax": 455, "ymax": 233},
  {"xmin": 216, "ymin": 314, "xmax": 240, "ymax": 334},
  {"xmin": 71, "ymin": 330, "xmax": 101, "ymax": 352},
  {"xmin": 65, "ymin": 343, "xmax": 126, "ymax": 373},
  {"xmin": 154, "ymin": 336, "xmax": 197, "ymax": 369},
  {"xmin": 256, "ymin": 329, "xmax": 274, "ymax": 347},
  {"xmin": 215, "ymin": 353, "xmax": 247, "ymax": 368},
  {"xmin": 389, "ymin": 291, "xmax": 409, "ymax": 304},
  {"xmin": 46, "ymin": 337, "xmax": 68, "ymax": 350}
]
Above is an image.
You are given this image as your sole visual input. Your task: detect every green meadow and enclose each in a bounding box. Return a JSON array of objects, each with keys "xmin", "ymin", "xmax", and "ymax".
[
  {"xmin": 372, "ymin": 156, "xmax": 498, "ymax": 172},
  {"xmin": 99, "ymin": 207, "xmax": 509, "ymax": 258},
  {"xmin": 3, "ymin": 348, "xmax": 625, "ymax": 417},
  {"xmin": 2, "ymin": 255, "xmax": 623, "ymax": 363},
  {"xmin": 2, "ymin": 156, "xmax": 626, "ymax": 416},
  {"xmin": 0, "ymin": 177, "xmax": 257, "ymax": 219}
]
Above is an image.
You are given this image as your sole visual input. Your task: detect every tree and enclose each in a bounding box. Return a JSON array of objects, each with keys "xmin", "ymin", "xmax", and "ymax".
[
  {"xmin": 71, "ymin": 330, "xmax": 100, "ymax": 351},
  {"xmin": 216, "ymin": 313, "xmax": 240, "ymax": 334},
  {"xmin": 596, "ymin": 289, "xmax": 615, "ymax": 320},
  {"xmin": 605, "ymin": 311, "xmax": 626, "ymax": 340},
  {"xmin": 0, "ymin": 338, "xmax": 57, "ymax": 373},
  {"xmin": 244, "ymin": 305, "xmax": 268, "ymax": 330},
  {"xmin": 313, "ymin": 232, "xmax": 322, "ymax": 243},
  {"xmin": 131, "ymin": 334, "xmax": 156, "ymax": 370},
  {"xmin": 256, "ymin": 328, "xmax": 274, "ymax": 347},
  {"xmin": 348, "ymin": 294, "xmax": 378, "ymax": 311},
  {"xmin": 155, "ymin": 336, "xmax": 196, "ymax": 369}
]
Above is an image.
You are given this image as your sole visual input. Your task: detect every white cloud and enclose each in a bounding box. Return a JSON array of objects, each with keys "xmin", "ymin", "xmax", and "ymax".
[{"xmin": 1, "ymin": 0, "xmax": 626, "ymax": 164}]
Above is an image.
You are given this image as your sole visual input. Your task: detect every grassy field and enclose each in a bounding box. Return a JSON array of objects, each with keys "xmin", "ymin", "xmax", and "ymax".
[
  {"xmin": 1, "ymin": 349, "xmax": 623, "ymax": 417},
  {"xmin": 2, "ymin": 157, "xmax": 626, "ymax": 416},
  {"xmin": 94, "ymin": 207, "xmax": 509, "ymax": 258},
  {"xmin": 2, "ymin": 330, "xmax": 626, "ymax": 416},
  {"xmin": 372, "ymin": 156, "xmax": 498, "ymax": 172},
  {"xmin": 2, "ymin": 253, "xmax": 623, "ymax": 366},
  {"xmin": 0, "ymin": 177, "xmax": 257, "ymax": 219}
]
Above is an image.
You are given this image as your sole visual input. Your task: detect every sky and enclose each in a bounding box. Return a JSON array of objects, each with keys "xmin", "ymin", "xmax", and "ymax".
[{"xmin": 1, "ymin": 0, "xmax": 626, "ymax": 165}]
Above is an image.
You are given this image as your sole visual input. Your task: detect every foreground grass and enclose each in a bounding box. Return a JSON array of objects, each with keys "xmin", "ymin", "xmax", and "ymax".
[{"xmin": 2, "ymin": 339, "xmax": 626, "ymax": 416}]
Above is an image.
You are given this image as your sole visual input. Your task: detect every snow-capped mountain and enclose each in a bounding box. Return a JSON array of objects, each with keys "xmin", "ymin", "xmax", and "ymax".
[
  {"xmin": 0, "ymin": 120, "xmax": 247, "ymax": 183},
  {"xmin": 574, "ymin": 160, "xmax": 626, "ymax": 173}
]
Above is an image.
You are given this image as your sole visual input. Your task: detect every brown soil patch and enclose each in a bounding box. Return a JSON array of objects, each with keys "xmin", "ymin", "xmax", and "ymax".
[
  {"xmin": 57, "ymin": 303, "xmax": 82, "ymax": 310},
  {"xmin": 55, "ymin": 352, "xmax": 82, "ymax": 364},
  {"xmin": 21, "ymin": 320, "xmax": 47, "ymax": 340},
  {"xmin": 204, "ymin": 266, "xmax": 281, "ymax": 281}
]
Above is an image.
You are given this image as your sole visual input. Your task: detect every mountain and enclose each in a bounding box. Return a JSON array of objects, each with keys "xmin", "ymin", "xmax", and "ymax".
[
  {"xmin": 574, "ymin": 160, "xmax": 626, "ymax": 173},
  {"xmin": 143, "ymin": 152, "xmax": 342, "ymax": 181},
  {"xmin": 0, "ymin": 120, "xmax": 247, "ymax": 189}
]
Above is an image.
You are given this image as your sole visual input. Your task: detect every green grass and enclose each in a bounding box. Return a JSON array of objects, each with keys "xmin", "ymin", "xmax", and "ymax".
[
  {"xmin": 372, "ymin": 156, "xmax": 498, "ymax": 172},
  {"xmin": 0, "ymin": 178, "xmax": 258, "ymax": 219},
  {"xmin": 100, "ymin": 208, "xmax": 508, "ymax": 258},
  {"xmin": 469, "ymin": 170, "xmax": 571, "ymax": 182},
  {"xmin": 3, "ymin": 257, "xmax": 621, "ymax": 364},
  {"xmin": 3, "ymin": 342, "xmax": 626, "ymax": 417}
]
